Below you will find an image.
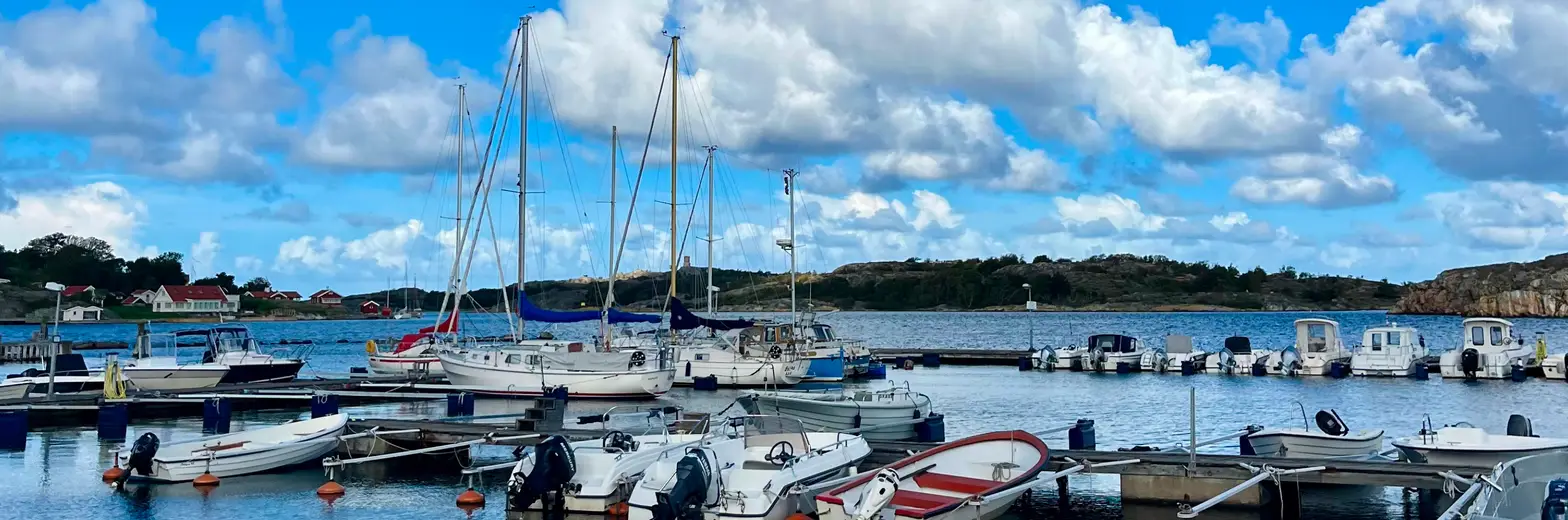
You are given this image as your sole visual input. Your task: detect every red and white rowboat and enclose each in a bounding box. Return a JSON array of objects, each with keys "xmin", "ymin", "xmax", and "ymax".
[{"xmin": 816, "ymin": 431, "xmax": 1049, "ymax": 520}]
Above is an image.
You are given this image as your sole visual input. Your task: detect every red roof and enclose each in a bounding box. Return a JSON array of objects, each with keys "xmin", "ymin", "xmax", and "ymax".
[
  {"xmin": 360, "ymin": 300, "xmax": 381, "ymax": 311},
  {"xmin": 121, "ymin": 295, "xmax": 142, "ymax": 305},
  {"xmin": 278, "ymin": 291, "xmax": 303, "ymax": 299},
  {"xmin": 311, "ymin": 289, "xmax": 342, "ymax": 299},
  {"xmin": 62, "ymin": 285, "xmax": 94, "ymax": 297},
  {"xmin": 246, "ymin": 290, "xmax": 275, "ymax": 298},
  {"xmin": 162, "ymin": 285, "xmax": 230, "ymax": 302}
]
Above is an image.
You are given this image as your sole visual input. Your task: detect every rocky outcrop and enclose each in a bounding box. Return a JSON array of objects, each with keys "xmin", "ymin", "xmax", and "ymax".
[{"xmin": 1392, "ymin": 253, "xmax": 1568, "ymax": 316}]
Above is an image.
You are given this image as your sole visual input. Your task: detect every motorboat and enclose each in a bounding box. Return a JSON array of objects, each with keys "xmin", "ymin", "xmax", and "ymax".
[
  {"xmin": 626, "ymin": 415, "xmax": 870, "ymax": 520},
  {"xmin": 797, "ymin": 315, "xmax": 871, "ymax": 381},
  {"xmin": 506, "ymin": 407, "xmax": 708, "ymax": 515},
  {"xmin": 1029, "ymin": 345, "xmax": 1058, "ymax": 371},
  {"xmin": 114, "ymin": 412, "xmax": 349, "ymax": 483},
  {"xmin": 5, "ymin": 354, "xmax": 109, "ymax": 395},
  {"xmin": 1351, "ymin": 324, "xmax": 1427, "ymax": 377},
  {"xmin": 739, "ymin": 383, "xmax": 934, "ymax": 441},
  {"xmin": 1266, "ymin": 345, "xmax": 1304, "ymax": 376},
  {"xmin": 367, "ymin": 313, "xmax": 456, "ymax": 377},
  {"xmin": 815, "ymin": 430, "xmax": 1050, "ymax": 520},
  {"xmin": 1095, "ymin": 334, "xmax": 1156, "ymax": 372},
  {"xmin": 1440, "ymin": 318, "xmax": 1537, "ymax": 380},
  {"xmin": 1051, "ymin": 341, "xmax": 1102, "ymax": 372},
  {"xmin": 1243, "ymin": 408, "xmax": 1384, "ymax": 459},
  {"xmin": 674, "ymin": 321, "xmax": 810, "ymax": 387},
  {"xmin": 1465, "ymin": 451, "xmax": 1568, "ymax": 520},
  {"xmin": 1392, "ymin": 415, "xmax": 1568, "ymax": 467},
  {"xmin": 1285, "ymin": 318, "xmax": 1353, "ymax": 376},
  {"xmin": 437, "ymin": 342, "xmax": 676, "ymax": 399},
  {"xmin": 1207, "ymin": 336, "xmax": 1274, "ymax": 375},
  {"xmin": 0, "ymin": 379, "xmax": 31, "ymax": 400},
  {"xmin": 1160, "ymin": 334, "xmax": 1207, "ymax": 373},
  {"xmin": 187, "ymin": 325, "xmax": 307, "ymax": 384},
  {"xmin": 122, "ymin": 333, "xmax": 230, "ymax": 391}
]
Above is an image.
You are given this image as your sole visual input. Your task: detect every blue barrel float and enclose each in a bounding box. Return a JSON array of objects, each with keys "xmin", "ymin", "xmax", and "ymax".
[
  {"xmin": 311, "ymin": 394, "xmax": 340, "ymax": 418},
  {"xmin": 97, "ymin": 404, "xmax": 129, "ymax": 442},
  {"xmin": 203, "ymin": 397, "xmax": 232, "ymax": 434},
  {"xmin": 0, "ymin": 410, "xmax": 26, "ymax": 451},
  {"xmin": 446, "ymin": 392, "xmax": 475, "ymax": 417}
]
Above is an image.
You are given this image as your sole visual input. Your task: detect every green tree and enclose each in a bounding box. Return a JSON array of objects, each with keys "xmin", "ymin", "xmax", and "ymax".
[
  {"xmin": 241, "ymin": 277, "xmax": 273, "ymax": 293},
  {"xmin": 193, "ymin": 272, "xmax": 240, "ymax": 294}
]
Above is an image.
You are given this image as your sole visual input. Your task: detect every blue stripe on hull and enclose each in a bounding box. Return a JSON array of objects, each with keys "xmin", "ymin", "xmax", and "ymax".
[
  {"xmin": 803, "ymin": 356, "xmax": 846, "ymax": 381},
  {"xmin": 845, "ymin": 355, "xmax": 871, "ymax": 377}
]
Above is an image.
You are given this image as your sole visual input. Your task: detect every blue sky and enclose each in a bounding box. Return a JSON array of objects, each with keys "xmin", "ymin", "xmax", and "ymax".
[{"xmin": 4, "ymin": 0, "xmax": 1568, "ymax": 295}]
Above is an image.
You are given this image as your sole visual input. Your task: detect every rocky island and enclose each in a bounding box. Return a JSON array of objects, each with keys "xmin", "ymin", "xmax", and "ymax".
[{"xmin": 1393, "ymin": 253, "xmax": 1568, "ymax": 317}]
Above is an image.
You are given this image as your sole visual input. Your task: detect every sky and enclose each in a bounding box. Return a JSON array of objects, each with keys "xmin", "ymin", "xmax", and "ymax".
[{"xmin": 3, "ymin": 0, "xmax": 1568, "ymax": 295}]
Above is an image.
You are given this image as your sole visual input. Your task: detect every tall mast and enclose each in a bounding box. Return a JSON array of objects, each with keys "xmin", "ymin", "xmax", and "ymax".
[
  {"xmin": 704, "ymin": 145, "xmax": 716, "ymax": 315},
  {"xmin": 517, "ymin": 15, "xmax": 531, "ymax": 339},
  {"xmin": 785, "ymin": 168, "xmax": 797, "ymax": 324},
  {"xmin": 602, "ymin": 126, "xmax": 618, "ymax": 349},
  {"xmin": 668, "ymin": 35, "xmax": 680, "ymax": 303}
]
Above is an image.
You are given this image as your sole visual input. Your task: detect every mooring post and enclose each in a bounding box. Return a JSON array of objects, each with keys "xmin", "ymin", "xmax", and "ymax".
[
  {"xmin": 1056, "ymin": 475, "xmax": 1069, "ymax": 505},
  {"xmin": 1188, "ymin": 386, "xmax": 1196, "ymax": 473}
]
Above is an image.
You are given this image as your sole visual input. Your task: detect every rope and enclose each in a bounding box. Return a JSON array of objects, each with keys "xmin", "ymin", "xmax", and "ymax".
[{"xmin": 102, "ymin": 358, "xmax": 126, "ymax": 399}]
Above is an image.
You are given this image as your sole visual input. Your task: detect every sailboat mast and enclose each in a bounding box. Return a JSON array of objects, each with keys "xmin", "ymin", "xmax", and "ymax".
[
  {"xmin": 704, "ymin": 145, "xmax": 716, "ymax": 315},
  {"xmin": 668, "ymin": 35, "xmax": 679, "ymax": 303},
  {"xmin": 517, "ymin": 15, "xmax": 531, "ymax": 339},
  {"xmin": 785, "ymin": 168, "xmax": 797, "ymax": 324},
  {"xmin": 603, "ymin": 126, "xmax": 618, "ymax": 348}
]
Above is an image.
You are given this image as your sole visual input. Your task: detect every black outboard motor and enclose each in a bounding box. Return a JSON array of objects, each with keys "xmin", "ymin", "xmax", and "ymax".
[
  {"xmin": 507, "ymin": 435, "xmax": 577, "ymax": 512},
  {"xmin": 118, "ymin": 432, "xmax": 160, "ymax": 485},
  {"xmin": 1542, "ymin": 479, "xmax": 1568, "ymax": 520},
  {"xmin": 1509, "ymin": 414, "xmax": 1536, "ymax": 437},
  {"xmin": 1461, "ymin": 348, "xmax": 1481, "ymax": 379},
  {"xmin": 654, "ymin": 449, "xmax": 714, "ymax": 520},
  {"xmin": 1315, "ymin": 410, "xmax": 1349, "ymax": 437}
]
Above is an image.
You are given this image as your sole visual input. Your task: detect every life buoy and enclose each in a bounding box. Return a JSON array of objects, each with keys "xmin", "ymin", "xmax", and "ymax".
[
  {"xmin": 769, "ymin": 346, "xmax": 783, "ymax": 359},
  {"xmin": 365, "ymin": 340, "xmax": 377, "ymax": 354},
  {"xmin": 629, "ymin": 350, "xmax": 646, "ymax": 367}
]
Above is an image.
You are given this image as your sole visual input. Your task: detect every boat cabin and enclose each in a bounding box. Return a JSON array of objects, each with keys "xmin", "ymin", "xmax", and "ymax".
[
  {"xmin": 1165, "ymin": 334, "xmax": 1194, "ymax": 355},
  {"xmin": 807, "ymin": 323, "xmax": 837, "ymax": 343},
  {"xmin": 1294, "ymin": 318, "xmax": 1342, "ymax": 353},
  {"xmin": 1462, "ymin": 317, "xmax": 1520, "ymax": 349},
  {"xmin": 1089, "ymin": 334, "xmax": 1138, "ymax": 353},
  {"xmin": 1225, "ymin": 336, "xmax": 1252, "ymax": 354},
  {"xmin": 1361, "ymin": 325, "xmax": 1421, "ymax": 353}
]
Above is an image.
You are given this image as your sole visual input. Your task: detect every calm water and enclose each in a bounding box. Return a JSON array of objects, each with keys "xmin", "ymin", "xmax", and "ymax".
[{"xmin": 3, "ymin": 311, "xmax": 1564, "ymax": 519}]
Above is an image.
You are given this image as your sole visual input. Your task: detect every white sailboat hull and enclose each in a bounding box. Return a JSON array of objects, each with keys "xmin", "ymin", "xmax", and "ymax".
[
  {"xmin": 367, "ymin": 354, "xmax": 444, "ymax": 377},
  {"xmin": 118, "ymin": 413, "xmax": 348, "ymax": 482},
  {"xmin": 438, "ymin": 351, "xmax": 674, "ymax": 399},
  {"xmin": 1245, "ymin": 429, "xmax": 1384, "ymax": 459},
  {"xmin": 674, "ymin": 350, "xmax": 807, "ymax": 387}
]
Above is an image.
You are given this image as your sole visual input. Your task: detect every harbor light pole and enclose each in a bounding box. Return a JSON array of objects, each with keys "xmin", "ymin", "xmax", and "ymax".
[
  {"xmin": 44, "ymin": 281, "xmax": 64, "ymax": 398},
  {"xmin": 1023, "ymin": 283, "xmax": 1034, "ymax": 351}
]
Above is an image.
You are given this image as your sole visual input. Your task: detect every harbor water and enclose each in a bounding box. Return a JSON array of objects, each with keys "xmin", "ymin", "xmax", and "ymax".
[{"xmin": 3, "ymin": 310, "xmax": 1565, "ymax": 519}]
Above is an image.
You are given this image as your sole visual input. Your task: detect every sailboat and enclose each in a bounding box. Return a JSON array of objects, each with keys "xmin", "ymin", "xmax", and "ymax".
[{"xmin": 433, "ymin": 17, "xmax": 675, "ymax": 398}]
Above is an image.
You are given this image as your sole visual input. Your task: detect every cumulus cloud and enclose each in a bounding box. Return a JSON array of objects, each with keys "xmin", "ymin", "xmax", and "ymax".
[
  {"xmin": 0, "ymin": 181, "xmax": 152, "ymax": 258},
  {"xmin": 189, "ymin": 231, "xmax": 221, "ymax": 276},
  {"xmin": 1424, "ymin": 181, "xmax": 1568, "ymax": 249},
  {"xmin": 1231, "ymin": 124, "xmax": 1397, "ymax": 208}
]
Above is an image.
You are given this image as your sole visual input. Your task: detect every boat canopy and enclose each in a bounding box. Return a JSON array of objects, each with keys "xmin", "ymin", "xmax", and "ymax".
[
  {"xmin": 669, "ymin": 297, "xmax": 753, "ymax": 331},
  {"xmin": 1295, "ymin": 318, "xmax": 1340, "ymax": 353},
  {"xmin": 1165, "ymin": 334, "xmax": 1194, "ymax": 354},
  {"xmin": 1225, "ymin": 336, "xmax": 1252, "ymax": 354},
  {"xmin": 517, "ymin": 292, "xmax": 661, "ymax": 324},
  {"xmin": 1089, "ymin": 334, "xmax": 1137, "ymax": 353}
]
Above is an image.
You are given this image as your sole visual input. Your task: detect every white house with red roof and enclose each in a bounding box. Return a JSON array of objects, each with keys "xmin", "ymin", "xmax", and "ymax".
[
  {"xmin": 360, "ymin": 300, "xmax": 381, "ymax": 315},
  {"xmin": 150, "ymin": 285, "xmax": 240, "ymax": 313},
  {"xmin": 61, "ymin": 285, "xmax": 96, "ymax": 298},
  {"xmin": 310, "ymin": 289, "xmax": 343, "ymax": 307},
  {"xmin": 121, "ymin": 289, "xmax": 154, "ymax": 305},
  {"xmin": 275, "ymin": 290, "xmax": 303, "ymax": 301}
]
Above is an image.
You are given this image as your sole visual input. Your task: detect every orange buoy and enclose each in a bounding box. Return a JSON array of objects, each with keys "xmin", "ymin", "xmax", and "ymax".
[
  {"xmin": 456, "ymin": 487, "xmax": 485, "ymax": 506},
  {"xmin": 317, "ymin": 479, "xmax": 346, "ymax": 497},
  {"xmin": 192, "ymin": 472, "xmax": 220, "ymax": 487},
  {"xmin": 607, "ymin": 502, "xmax": 630, "ymax": 517},
  {"xmin": 787, "ymin": 513, "xmax": 812, "ymax": 520},
  {"xmin": 902, "ymin": 359, "xmax": 915, "ymax": 370},
  {"xmin": 102, "ymin": 462, "xmax": 126, "ymax": 482}
]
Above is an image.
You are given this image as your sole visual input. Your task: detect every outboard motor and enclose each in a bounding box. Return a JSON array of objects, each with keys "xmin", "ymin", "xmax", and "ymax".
[
  {"xmin": 1509, "ymin": 414, "xmax": 1536, "ymax": 437},
  {"xmin": 1461, "ymin": 348, "xmax": 1481, "ymax": 378},
  {"xmin": 654, "ymin": 448, "xmax": 718, "ymax": 520},
  {"xmin": 851, "ymin": 469, "xmax": 900, "ymax": 520},
  {"xmin": 1315, "ymin": 410, "xmax": 1348, "ymax": 437},
  {"xmin": 1278, "ymin": 348, "xmax": 1301, "ymax": 375},
  {"xmin": 507, "ymin": 435, "xmax": 578, "ymax": 512},
  {"xmin": 1543, "ymin": 479, "xmax": 1568, "ymax": 520},
  {"xmin": 118, "ymin": 432, "xmax": 160, "ymax": 485}
]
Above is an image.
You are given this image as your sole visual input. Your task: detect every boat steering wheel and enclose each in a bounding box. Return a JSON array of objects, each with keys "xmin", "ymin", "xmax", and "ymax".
[{"xmin": 765, "ymin": 441, "xmax": 795, "ymax": 466}]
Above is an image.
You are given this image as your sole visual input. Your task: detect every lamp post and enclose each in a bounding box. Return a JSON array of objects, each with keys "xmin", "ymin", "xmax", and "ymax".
[
  {"xmin": 44, "ymin": 282, "xmax": 64, "ymax": 398},
  {"xmin": 1023, "ymin": 283, "xmax": 1034, "ymax": 351}
]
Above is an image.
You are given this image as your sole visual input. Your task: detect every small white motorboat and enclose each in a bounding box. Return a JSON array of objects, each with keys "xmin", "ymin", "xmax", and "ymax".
[
  {"xmin": 1440, "ymin": 318, "xmax": 1537, "ymax": 380},
  {"xmin": 815, "ymin": 430, "xmax": 1050, "ymax": 520},
  {"xmin": 1392, "ymin": 415, "xmax": 1568, "ymax": 467},
  {"xmin": 506, "ymin": 407, "xmax": 707, "ymax": 515},
  {"xmin": 1094, "ymin": 334, "xmax": 1153, "ymax": 372},
  {"xmin": 627, "ymin": 415, "xmax": 870, "ymax": 520},
  {"xmin": 1155, "ymin": 334, "xmax": 1204, "ymax": 373},
  {"xmin": 740, "ymin": 384, "xmax": 934, "ymax": 441},
  {"xmin": 115, "ymin": 413, "xmax": 349, "ymax": 483},
  {"xmin": 7, "ymin": 354, "xmax": 110, "ymax": 395},
  {"xmin": 1465, "ymin": 450, "xmax": 1568, "ymax": 520},
  {"xmin": 1207, "ymin": 336, "xmax": 1274, "ymax": 375},
  {"xmin": 1051, "ymin": 341, "xmax": 1102, "ymax": 372},
  {"xmin": 186, "ymin": 326, "xmax": 307, "ymax": 384},
  {"xmin": 1290, "ymin": 318, "xmax": 1353, "ymax": 376},
  {"xmin": 438, "ymin": 343, "xmax": 676, "ymax": 399},
  {"xmin": 0, "ymin": 379, "xmax": 31, "ymax": 400},
  {"xmin": 1244, "ymin": 408, "xmax": 1384, "ymax": 459},
  {"xmin": 1029, "ymin": 345, "xmax": 1058, "ymax": 371},
  {"xmin": 1350, "ymin": 324, "xmax": 1427, "ymax": 377},
  {"xmin": 123, "ymin": 333, "xmax": 229, "ymax": 391}
]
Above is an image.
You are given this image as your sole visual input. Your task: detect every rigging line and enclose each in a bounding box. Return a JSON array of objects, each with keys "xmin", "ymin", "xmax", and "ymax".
[
  {"xmin": 712, "ymin": 153, "xmax": 764, "ymax": 304},
  {"xmin": 467, "ymin": 94, "xmax": 510, "ymax": 318},
  {"xmin": 483, "ymin": 70, "xmax": 523, "ymax": 329},
  {"xmin": 678, "ymin": 46, "xmax": 723, "ymax": 170},
  {"xmin": 612, "ymin": 48, "xmax": 673, "ymax": 312},
  {"xmin": 455, "ymin": 93, "xmax": 513, "ymax": 322},
  {"xmin": 671, "ymin": 152, "xmax": 712, "ymax": 301},
  {"xmin": 528, "ymin": 27, "xmax": 605, "ymax": 282}
]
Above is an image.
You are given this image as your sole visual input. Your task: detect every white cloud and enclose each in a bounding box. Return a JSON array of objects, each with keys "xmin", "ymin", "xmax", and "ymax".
[
  {"xmin": 189, "ymin": 231, "xmax": 221, "ymax": 276},
  {"xmin": 234, "ymin": 255, "xmax": 264, "ymax": 273},
  {"xmin": 1231, "ymin": 124, "xmax": 1397, "ymax": 208},
  {"xmin": 343, "ymin": 219, "xmax": 425, "ymax": 269},
  {"xmin": 275, "ymin": 235, "xmax": 344, "ymax": 273},
  {"xmin": 0, "ymin": 181, "xmax": 152, "ymax": 258},
  {"xmin": 1424, "ymin": 181, "xmax": 1568, "ymax": 249},
  {"xmin": 1319, "ymin": 242, "xmax": 1370, "ymax": 269},
  {"xmin": 1208, "ymin": 9, "xmax": 1291, "ymax": 69}
]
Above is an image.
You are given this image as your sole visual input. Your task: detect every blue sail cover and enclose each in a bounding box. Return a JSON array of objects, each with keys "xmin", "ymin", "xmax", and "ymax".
[
  {"xmin": 518, "ymin": 292, "xmax": 661, "ymax": 324},
  {"xmin": 669, "ymin": 297, "xmax": 754, "ymax": 331}
]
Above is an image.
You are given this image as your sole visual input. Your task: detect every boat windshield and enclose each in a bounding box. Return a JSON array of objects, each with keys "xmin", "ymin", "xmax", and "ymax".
[
  {"xmin": 1387, "ymin": 332, "xmax": 1402, "ymax": 346},
  {"xmin": 1304, "ymin": 323, "xmax": 1329, "ymax": 352},
  {"xmin": 810, "ymin": 324, "xmax": 835, "ymax": 342},
  {"xmin": 727, "ymin": 415, "xmax": 812, "ymax": 451}
]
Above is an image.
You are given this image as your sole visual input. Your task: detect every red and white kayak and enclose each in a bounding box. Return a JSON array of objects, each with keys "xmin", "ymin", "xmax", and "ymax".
[{"xmin": 816, "ymin": 431, "xmax": 1050, "ymax": 520}]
